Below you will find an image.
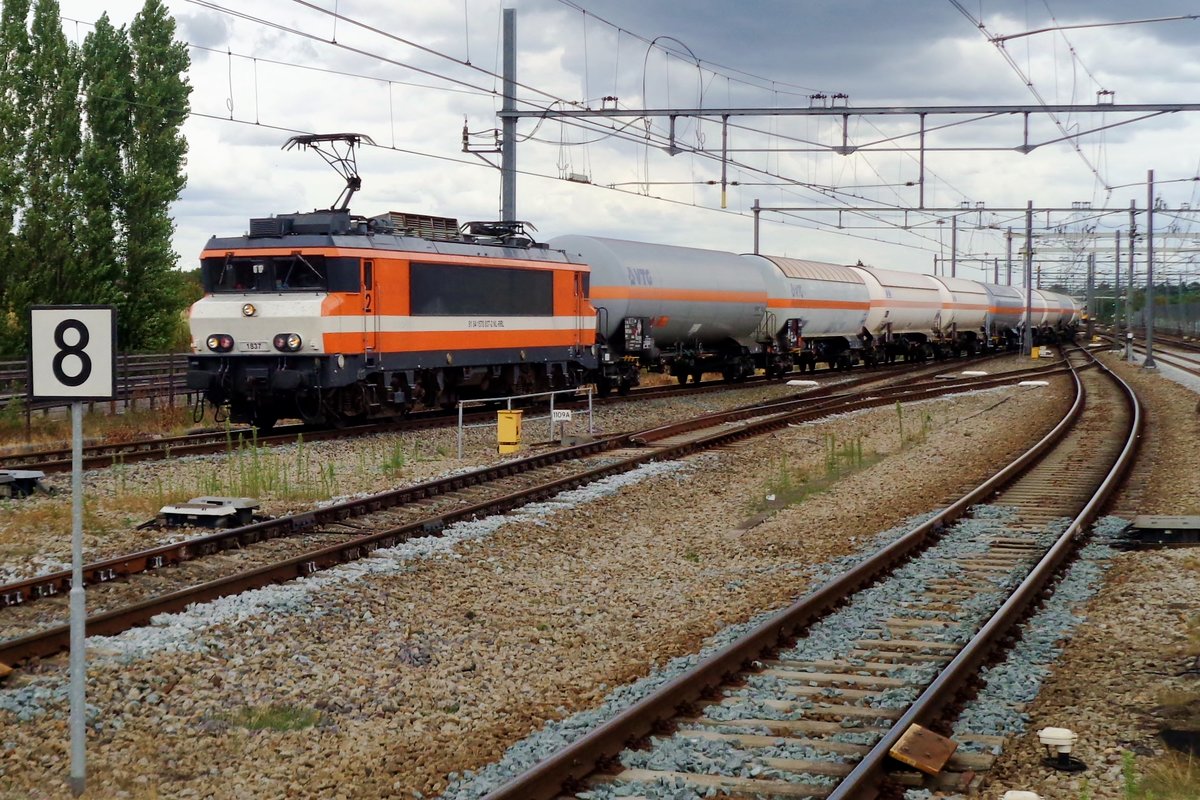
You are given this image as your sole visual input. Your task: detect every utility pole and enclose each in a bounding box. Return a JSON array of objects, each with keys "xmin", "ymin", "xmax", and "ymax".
[
  {"xmin": 1023, "ymin": 201, "xmax": 1034, "ymax": 356},
  {"xmin": 1113, "ymin": 230, "xmax": 1121, "ymax": 329},
  {"xmin": 1006, "ymin": 227, "xmax": 1013, "ymax": 285},
  {"xmin": 752, "ymin": 199, "xmax": 761, "ymax": 254},
  {"xmin": 1085, "ymin": 252, "xmax": 1095, "ymax": 340},
  {"xmin": 950, "ymin": 214, "xmax": 957, "ymax": 278},
  {"xmin": 1145, "ymin": 169, "xmax": 1157, "ymax": 368},
  {"xmin": 1127, "ymin": 201, "xmax": 1136, "ymax": 360},
  {"xmin": 500, "ymin": 2, "xmax": 517, "ymax": 221}
]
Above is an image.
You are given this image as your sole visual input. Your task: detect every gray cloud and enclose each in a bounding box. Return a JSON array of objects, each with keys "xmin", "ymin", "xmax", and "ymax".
[{"xmin": 53, "ymin": 0, "xmax": 1200, "ymax": 278}]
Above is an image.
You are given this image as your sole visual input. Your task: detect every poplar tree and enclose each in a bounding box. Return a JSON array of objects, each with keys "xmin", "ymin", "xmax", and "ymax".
[
  {"xmin": 0, "ymin": 0, "xmax": 32, "ymax": 350},
  {"xmin": 18, "ymin": 0, "xmax": 81, "ymax": 314},
  {"xmin": 122, "ymin": 0, "xmax": 191, "ymax": 351},
  {"xmin": 77, "ymin": 14, "xmax": 133, "ymax": 309}
]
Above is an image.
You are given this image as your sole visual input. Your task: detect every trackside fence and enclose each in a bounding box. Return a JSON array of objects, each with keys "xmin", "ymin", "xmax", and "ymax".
[
  {"xmin": 0, "ymin": 352, "xmax": 194, "ymax": 427},
  {"xmin": 456, "ymin": 387, "xmax": 595, "ymax": 458}
]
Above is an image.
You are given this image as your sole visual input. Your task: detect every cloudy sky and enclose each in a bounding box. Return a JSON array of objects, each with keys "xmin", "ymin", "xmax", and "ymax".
[{"xmin": 55, "ymin": 0, "xmax": 1200, "ymax": 287}]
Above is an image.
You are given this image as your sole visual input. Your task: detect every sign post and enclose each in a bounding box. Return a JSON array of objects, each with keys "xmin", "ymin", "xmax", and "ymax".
[{"xmin": 29, "ymin": 306, "xmax": 116, "ymax": 797}]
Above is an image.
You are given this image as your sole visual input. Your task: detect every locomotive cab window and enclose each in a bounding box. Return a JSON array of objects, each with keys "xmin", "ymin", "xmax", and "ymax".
[
  {"xmin": 274, "ymin": 255, "xmax": 327, "ymax": 290},
  {"xmin": 202, "ymin": 255, "xmax": 360, "ymax": 293},
  {"xmin": 208, "ymin": 259, "xmax": 269, "ymax": 292}
]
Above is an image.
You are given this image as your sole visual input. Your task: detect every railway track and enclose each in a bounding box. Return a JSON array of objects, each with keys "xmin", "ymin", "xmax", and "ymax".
[
  {"xmin": 1094, "ymin": 333, "xmax": 1200, "ymax": 379},
  {"xmin": 472, "ymin": 344, "xmax": 1140, "ymax": 799},
  {"xmin": 0, "ymin": 357, "xmax": 973, "ymax": 473},
  {"xmin": 0, "ymin": 357, "xmax": 1068, "ymax": 670}
]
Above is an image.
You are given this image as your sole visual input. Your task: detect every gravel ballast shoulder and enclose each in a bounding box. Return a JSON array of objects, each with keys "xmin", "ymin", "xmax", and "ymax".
[
  {"xmin": 0, "ymin": 361, "xmax": 1077, "ymax": 799},
  {"xmin": 977, "ymin": 352, "xmax": 1200, "ymax": 800}
]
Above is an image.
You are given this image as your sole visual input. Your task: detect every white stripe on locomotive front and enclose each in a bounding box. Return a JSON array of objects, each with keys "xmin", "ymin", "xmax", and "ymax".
[{"xmin": 189, "ymin": 295, "xmax": 595, "ymax": 354}]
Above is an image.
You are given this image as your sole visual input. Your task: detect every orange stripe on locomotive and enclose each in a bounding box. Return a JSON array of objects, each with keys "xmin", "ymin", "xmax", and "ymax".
[{"xmin": 200, "ymin": 245, "xmax": 598, "ymax": 356}]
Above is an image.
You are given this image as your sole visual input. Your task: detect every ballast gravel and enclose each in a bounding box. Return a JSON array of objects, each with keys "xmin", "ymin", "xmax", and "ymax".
[
  {"xmin": 976, "ymin": 351, "xmax": 1200, "ymax": 800},
  {"xmin": 0, "ymin": 361, "xmax": 1077, "ymax": 800}
]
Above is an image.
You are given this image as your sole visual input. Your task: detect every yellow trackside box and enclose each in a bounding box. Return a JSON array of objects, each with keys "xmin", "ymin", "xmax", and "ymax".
[{"xmin": 497, "ymin": 410, "xmax": 523, "ymax": 454}]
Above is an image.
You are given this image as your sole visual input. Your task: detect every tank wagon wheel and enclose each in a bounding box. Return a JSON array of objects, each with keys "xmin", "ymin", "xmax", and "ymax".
[
  {"xmin": 617, "ymin": 378, "xmax": 633, "ymax": 396},
  {"xmin": 675, "ymin": 373, "xmax": 688, "ymax": 386},
  {"xmin": 594, "ymin": 378, "xmax": 613, "ymax": 398},
  {"xmin": 252, "ymin": 414, "xmax": 278, "ymax": 433}
]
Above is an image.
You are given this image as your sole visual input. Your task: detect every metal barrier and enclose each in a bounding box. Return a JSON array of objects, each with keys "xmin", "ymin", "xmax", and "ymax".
[
  {"xmin": 456, "ymin": 387, "xmax": 594, "ymax": 458},
  {"xmin": 0, "ymin": 353, "xmax": 194, "ymax": 435}
]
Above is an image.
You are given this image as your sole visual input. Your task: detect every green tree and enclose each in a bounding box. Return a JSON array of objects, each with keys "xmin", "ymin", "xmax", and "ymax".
[
  {"xmin": 76, "ymin": 13, "xmax": 133, "ymax": 309},
  {"xmin": 0, "ymin": 0, "xmax": 32, "ymax": 351},
  {"xmin": 121, "ymin": 0, "xmax": 191, "ymax": 351},
  {"xmin": 17, "ymin": 0, "xmax": 81, "ymax": 317}
]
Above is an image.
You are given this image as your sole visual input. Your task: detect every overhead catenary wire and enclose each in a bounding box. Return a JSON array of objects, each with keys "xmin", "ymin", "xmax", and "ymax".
[
  {"xmin": 69, "ymin": 2, "xmax": 1199, "ymax": 270},
  {"xmin": 178, "ymin": 0, "xmax": 983, "ymax": 243},
  {"xmin": 947, "ymin": 0, "xmax": 1109, "ymax": 191}
]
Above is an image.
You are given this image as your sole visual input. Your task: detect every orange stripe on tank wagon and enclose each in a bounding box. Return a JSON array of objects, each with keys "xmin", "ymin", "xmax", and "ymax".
[
  {"xmin": 767, "ymin": 298, "xmax": 869, "ymax": 310},
  {"xmin": 324, "ymin": 329, "xmax": 594, "ymax": 352},
  {"xmin": 589, "ymin": 287, "xmax": 766, "ymax": 303}
]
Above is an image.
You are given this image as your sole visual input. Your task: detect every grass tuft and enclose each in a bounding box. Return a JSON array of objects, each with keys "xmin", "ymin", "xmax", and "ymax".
[
  {"xmin": 1128, "ymin": 751, "xmax": 1200, "ymax": 799},
  {"xmin": 227, "ymin": 703, "xmax": 321, "ymax": 732}
]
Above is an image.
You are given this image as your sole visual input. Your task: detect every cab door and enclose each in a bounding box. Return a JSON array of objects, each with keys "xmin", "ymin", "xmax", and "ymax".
[
  {"xmin": 363, "ymin": 260, "xmax": 379, "ymax": 364},
  {"xmin": 574, "ymin": 270, "xmax": 586, "ymax": 350}
]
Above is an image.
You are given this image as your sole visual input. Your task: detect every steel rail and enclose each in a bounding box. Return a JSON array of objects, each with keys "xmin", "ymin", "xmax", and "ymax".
[
  {"xmin": 0, "ymin": 361, "xmax": 1048, "ymax": 610},
  {"xmin": 828, "ymin": 346, "xmax": 1142, "ymax": 799},
  {"xmin": 0, "ymin": 365, "xmax": 1060, "ymax": 666},
  {"xmin": 0, "ymin": 435, "xmax": 623, "ymax": 610},
  {"xmin": 1095, "ymin": 333, "xmax": 1200, "ymax": 379},
  {"xmin": 479, "ymin": 349, "xmax": 1110, "ymax": 800},
  {"xmin": 0, "ymin": 353, "xmax": 1000, "ymax": 470}
]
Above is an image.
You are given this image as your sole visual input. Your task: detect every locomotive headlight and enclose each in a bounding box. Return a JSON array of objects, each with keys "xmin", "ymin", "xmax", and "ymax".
[
  {"xmin": 273, "ymin": 333, "xmax": 302, "ymax": 352},
  {"xmin": 206, "ymin": 334, "xmax": 234, "ymax": 352},
  {"xmin": 242, "ymin": 303, "xmax": 257, "ymax": 317}
]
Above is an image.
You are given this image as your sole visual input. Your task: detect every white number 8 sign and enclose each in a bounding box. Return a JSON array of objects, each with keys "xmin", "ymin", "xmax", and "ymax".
[{"xmin": 29, "ymin": 307, "xmax": 117, "ymax": 400}]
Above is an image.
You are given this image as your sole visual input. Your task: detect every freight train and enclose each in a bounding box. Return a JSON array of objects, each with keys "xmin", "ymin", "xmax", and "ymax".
[{"xmin": 186, "ymin": 136, "xmax": 1079, "ymax": 429}]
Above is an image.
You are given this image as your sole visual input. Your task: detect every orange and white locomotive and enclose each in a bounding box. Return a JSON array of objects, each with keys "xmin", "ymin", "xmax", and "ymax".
[{"xmin": 188, "ymin": 209, "xmax": 597, "ymax": 428}]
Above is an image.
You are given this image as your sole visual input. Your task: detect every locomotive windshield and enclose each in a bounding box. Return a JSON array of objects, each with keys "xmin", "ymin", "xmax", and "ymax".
[{"xmin": 202, "ymin": 254, "xmax": 360, "ymax": 293}]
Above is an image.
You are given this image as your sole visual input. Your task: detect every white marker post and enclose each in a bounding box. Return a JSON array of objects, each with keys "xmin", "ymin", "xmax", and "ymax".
[{"xmin": 29, "ymin": 306, "xmax": 116, "ymax": 797}]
